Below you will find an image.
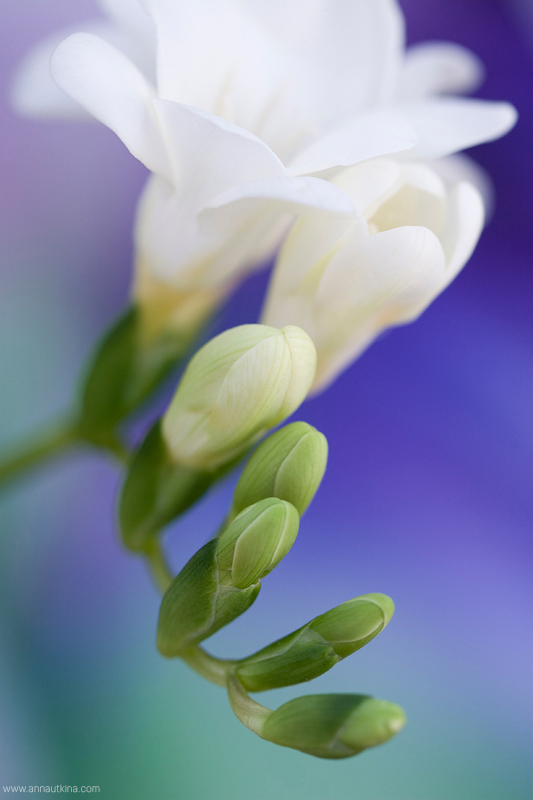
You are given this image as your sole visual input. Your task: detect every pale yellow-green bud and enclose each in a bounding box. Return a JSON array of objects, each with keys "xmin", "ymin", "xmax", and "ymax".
[
  {"xmin": 232, "ymin": 422, "xmax": 328, "ymax": 517},
  {"xmin": 161, "ymin": 324, "xmax": 316, "ymax": 471}
]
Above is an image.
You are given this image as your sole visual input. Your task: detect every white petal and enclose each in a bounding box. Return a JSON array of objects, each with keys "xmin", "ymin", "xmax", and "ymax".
[
  {"xmin": 50, "ymin": 33, "xmax": 171, "ymax": 179},
  {"xmin": 294, "ymin": 0, "xmax": 405, "ymax": 128},
  {"xmin": 288, "ymin": 110, "xmax": 418, "ymax": 175},
  {"xmin": 439, "ymin": 182, "xmax": 484, "ymax": 283},
  {"xmin": 153, "ymin": 100, "xmax": 286, "ymax": 205},
  {"xmin": 144, "ymin": 0, "xmax": 305, "ymax": 156},
  {"xmin": 11, "ymin": 23, "xmax": 112, "ymax": 119},
  {"xmin": 332, "ymin": 160, "xmax": 402, "ymax": 215},
  {"xmin": 311, "ymin": 225, "xmax": 447, "ymax": 390},
  {"xmin": 99, "ymin": 0, "xmax": 152, "ymax": 32},
  {"xmin": 204, "ymin": 176, "xmax": 355, "ymax": 217},
  {"xmin": 235, "ymin": 0, "xmax": 326, "ymax": 48},
  {"xmin": 367, "ymin": 163, "xmax": 448, "ymax": 239},
  {"xmin": 197, "ymin": 176, "xmax": 355, "ymax": 287},
  {"xmin": 428, "ymin": 153, "xmax": 494, "ymax": 220},
  {"xmin": 397, "ymin": 42, "xmax": 484, "ymax": 102},
  {"xmin": 97, "ymin": 0, "xmax": 157, "ymax": 84},
  {"xmin": 404, "ymin": 98, "xmax": 518, "ymax": 159},
  {"xmin": 134, "ymin": 175, "xmax": 205, "ymax": 286},
  {"xmin": 263, "ymin": 213, "xmax": 363, "ymax": 302}
]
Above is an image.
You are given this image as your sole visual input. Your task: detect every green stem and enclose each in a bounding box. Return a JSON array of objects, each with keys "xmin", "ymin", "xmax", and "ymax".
[
  {"xmin": 143, "ymin": 540, "xmax": 174, "ymax": 593},
  {"xmin": 0, "ymin": 417, "xmax": 79, "ymax": 488},
  {"xmin": 179, "ymin": 645, "xmax": 237, "ymax": 687},
  {"xmin": 227, "ymin": 674, "xmax": 272, "ymax": 737}
]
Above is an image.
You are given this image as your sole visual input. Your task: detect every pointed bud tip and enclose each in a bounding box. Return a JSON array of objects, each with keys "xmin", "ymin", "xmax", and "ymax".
[
  {"xmin": 359, "ymin": 593, "xmax": 395, "ymax": 627},
  {"xmin": 233, "ymin": 421, "xmax": 327, "ymax": 516},
  {"xmin": 218, "ymin": 498, "xmax": 299, "ymax": 589},
  {"xmin": 340, "ymin": 699, "xmax": 406, "ymax": 751}
]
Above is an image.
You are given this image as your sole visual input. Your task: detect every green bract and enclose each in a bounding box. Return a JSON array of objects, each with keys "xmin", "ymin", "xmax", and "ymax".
[
  {"xmin": 232, "ymin": 422, "xmax": 328, "ymax": 518},
  {"xmin": 236, "ymin": 594, "xmax": 394, "ymax": 691},
  {"xmin": 161, "ymin": 324, "xmax": 316, "ymax": 471},
  {"xmin": 119, "ymin": 422, "xmax": 224, "ymax": 552},
  {"xmin": 157, "ymin": 499, "xmax": 299, "ymax": 657},
  {"xmin": 78, "ymin": 306, "xmax": 193, "ymax": 442},
  {"xmin": 261, "ymin": 694, "xmax": 406, "ymax": 759}
]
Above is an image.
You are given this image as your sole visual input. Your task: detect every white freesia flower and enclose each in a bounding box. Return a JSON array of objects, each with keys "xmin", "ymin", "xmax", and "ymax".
[
  {"xmin": 16, "ymin": 0, "xmax": 516, "ymax": 338},
  {"xmin": 15, "ymin": 0, "xmax": 516, "ymax": 165},
  {"xmin": 48, "ymin": 32, "xmax": 354, "ymax": 339},
  {"xmin": 262, "ymin": 159, "xmax": 485, "ymax": 392}
]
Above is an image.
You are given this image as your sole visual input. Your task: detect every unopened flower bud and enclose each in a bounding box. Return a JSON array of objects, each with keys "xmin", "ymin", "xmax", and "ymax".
[
  {"xmin": 217, "ymin": 498, "xmax": 299, "ymax": 589},
  {"xmin": 161, "ymin": 324, "xmax": 316, "ymax": 471},
  {"xmin": 157, "ymin": 499, "xmax": 299, "ymax": 656},
  {"xmin": 236, "ymin": 593, "xmax": 393, "ymax": 692},
  {"xmin": 232, "ymin": 422, "xmax": 328, "ymax": 518},
  {"xmin": 261, "ymin": 693, "xmax": 406, "ymax": 759},
  {"xmin": 309, "ymin": 593, "xmax": 394, "ymax": 658}
]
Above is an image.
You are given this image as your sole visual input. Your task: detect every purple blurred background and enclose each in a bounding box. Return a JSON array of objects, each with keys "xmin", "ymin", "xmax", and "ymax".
[{"xmin": 1, "ymin": 1, "xmax": 532, "ymax": 798}]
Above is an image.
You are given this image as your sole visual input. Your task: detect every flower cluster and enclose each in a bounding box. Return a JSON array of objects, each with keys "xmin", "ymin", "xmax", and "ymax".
[{"xmin": 7, "ymin": 0, "xmax": 517, "ymax": 762}]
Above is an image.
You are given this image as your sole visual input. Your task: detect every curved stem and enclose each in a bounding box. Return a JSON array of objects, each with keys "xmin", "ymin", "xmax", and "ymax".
[
  {"xmin": 180, "ymin": 646, "xmax": 237, "ymax": 687},
  {"xmin": 143, "ymin": 540, "xmax": 174, "ymax": 593},
  {"xmin": 0, "ymin": 417, "xmax": 79, "ymax": 488},
  {"xmin": 227, "ymin": 674, "xmax": 272, "ymax": 737}
]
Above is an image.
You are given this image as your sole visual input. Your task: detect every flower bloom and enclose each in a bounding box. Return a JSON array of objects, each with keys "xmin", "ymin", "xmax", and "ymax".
[
  {"xmin": 262, "ymin": 159, "xmax": 485, "ymax": 392},
  {"xmin": 14, "ymin": 1, "xmax": 516, "ymax": 341}
]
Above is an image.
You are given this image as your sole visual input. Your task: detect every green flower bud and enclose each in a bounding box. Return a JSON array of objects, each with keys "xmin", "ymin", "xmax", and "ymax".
[
  {"xmin": 157, "ymin": 499, "xmax": 299, "ymax": 656},
  {"xmin": 232, "ymin": 422, "xmax": 328, "ymax": 518},
  {"xmin": 309, "ymin": 593, "xmax": 394, "ymax": 658},
  {"xmin": 217, "ymin": 499, "xmax": 299, "ymax": 589},
  {"xmin": 261, "ymin": 694, "xmax": 406, "ymax": 759},
  {"xmin": 236, "ymin": 593, "xmax": 393, "ymax": 692},
  {"xmin": 161, "ymin": 324, "xmax": 316, "ymax": 471}
]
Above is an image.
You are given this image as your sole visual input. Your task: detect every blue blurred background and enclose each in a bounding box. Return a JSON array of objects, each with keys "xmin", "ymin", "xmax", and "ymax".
[{"xmin": 1, "ymin": 1, "xmax": 531, "ymax": 797}]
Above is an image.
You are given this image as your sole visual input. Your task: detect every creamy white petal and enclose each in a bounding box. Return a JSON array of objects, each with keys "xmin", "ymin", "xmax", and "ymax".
[
  {"xmin": 99, "ymin": 0, "xmax": 152, "ymax": 32},
  {"xmin": 204, "ymin": 176, "xmax": 355, "ymax": 217},
  {"xmin": 311, "ymin": 225, "xmax": 447, "ymax": 390},
  {"xmin": 198, "ymin": 176, "xmax": 356, "ymax": 286},
  {"xmin": 50, "ymin": 33, "xmax": 171, "ymax": 179},
  {"xmin": 439, "ymin": 182, "xmax": 484, "ymax": 283},
  {"xmin": 153, "ymin": 100, "xmax": 286, "ymax": 204},
  {"xmin": 262, "ymin": 213, "xmax": 364, "ymax": 300},
  {"xmin": 404, "ymin": 98, "xmax": 518, "ymax": 159},
  {"xmin": 235, "ymin": 0, "xmax": 326, "ymax": 48},
  {"xmin": 134, "ymin": 175, "xmax": 205, "ymax": 286},
  {"xmin": 293, "ymin": 0, "xmax": 405, "ymax": 128},
  {"xmin": 316, "ymin": 225, "xmax": 446, "ymax": 322},
  {"xmin": 98, "ymin": 0, "xmax": 157, "ymax": 83},
  {"xmin": 397, "ymin": 41, "xmax": 484, "ymax": 102},
  {"xmin": 428, "ymin": 153, "xmax": 494, "ymax": 220},
  {"xmin": 11, "ymin": 23, "xmax": 113, "ymax": 119},
  {"xmin": 136, "ymin": 171, "xmax": 344, "ymax": 290},
  {"xmin": 368, "ymin": 163, "xmax": 448, "ymax": 239},
  {"xmin": 333, "ymin": 160, "xmax": 402, "ymax": 214},
  {"xmin": 288, "ymin": 110, "xmax": 418, "ymax": 175},
  {"xmin": 143, "ymin": 0, "xmax": 306, "ymax": 157}
]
